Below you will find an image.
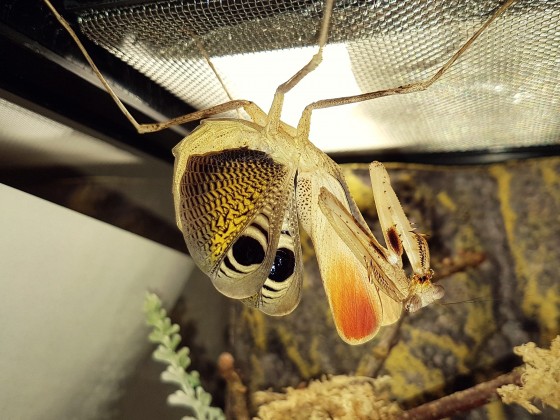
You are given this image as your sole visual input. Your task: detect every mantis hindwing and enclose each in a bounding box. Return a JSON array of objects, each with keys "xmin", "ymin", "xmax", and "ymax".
[{"xmin": 44, "ymin": 0, "xmax": 516, "ymax": 344}]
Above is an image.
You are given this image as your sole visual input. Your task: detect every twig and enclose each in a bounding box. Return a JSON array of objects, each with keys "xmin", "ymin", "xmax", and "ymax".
[
  {"xmin": 218, "ymin": 352, "xmax": 251, "ymax": 420},
  {"xmin": 433, "ymin": 251, "xmax": 486, "ymax": 280},
  {"xmin": 402, "ymin": 370, "xmax": 522, "ymax": 420}
]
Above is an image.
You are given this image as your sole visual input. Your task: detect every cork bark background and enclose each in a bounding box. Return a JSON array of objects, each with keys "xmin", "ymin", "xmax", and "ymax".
[{"xmin": 226, "ymin": 156, "xmax": 560, "ymax": 418}]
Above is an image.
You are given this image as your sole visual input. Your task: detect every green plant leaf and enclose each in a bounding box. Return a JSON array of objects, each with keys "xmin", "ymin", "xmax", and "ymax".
[{"xmin": 144, "ymin": 292, "xmax": 224, "ymax": 419}]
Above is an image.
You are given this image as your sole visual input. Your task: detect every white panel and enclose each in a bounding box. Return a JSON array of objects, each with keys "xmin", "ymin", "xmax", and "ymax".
[
  {"xmin": 0, "ymin": 97, "xmax": 141, "ymax": 168},
  {"xmin": 0, "ymin": 184, "xmax": 194, "ymax": 419}
]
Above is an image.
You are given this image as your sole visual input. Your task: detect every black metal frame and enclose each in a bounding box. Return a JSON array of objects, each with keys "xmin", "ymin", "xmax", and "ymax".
[{"xmin": 0, "ymin": 0, "xmax": 190, "ymax": 164}]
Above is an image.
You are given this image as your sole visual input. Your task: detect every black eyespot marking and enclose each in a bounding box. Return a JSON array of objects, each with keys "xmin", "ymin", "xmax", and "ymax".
[
  {"xmin": 232, "ymin": 236, "xmax": 265, "ymax": 266},
  {"xmin": 262, "ymin": 283, "xmax": 276, "ymax": 292},
  {"xmin": 269, "ymin": 247, "xmax": 295, "ymax": 282},
  {"xmin": 223, "ymin": 256, "xmax": 237, "ymax": 272},
  {"xmin": 253, "ymin": 222, "xmax": 269, "ymax": 241}
]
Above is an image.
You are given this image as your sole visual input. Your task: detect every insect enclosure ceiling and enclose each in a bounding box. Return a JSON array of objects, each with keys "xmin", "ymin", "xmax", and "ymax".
[{"xmin": 70, "ymin": 0, "xmax": 557, "ymax": 156}]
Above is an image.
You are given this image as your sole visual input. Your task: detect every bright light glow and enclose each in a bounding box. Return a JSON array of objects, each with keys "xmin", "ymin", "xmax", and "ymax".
[{"xmin": 213, "ymin": 44, "xmax": 390, "ymax": 153}]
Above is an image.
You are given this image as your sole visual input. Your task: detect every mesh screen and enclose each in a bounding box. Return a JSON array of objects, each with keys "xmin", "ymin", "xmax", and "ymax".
[{"xmin": 76, "ymin": 0, "xmax": 559, "ymax": 153}]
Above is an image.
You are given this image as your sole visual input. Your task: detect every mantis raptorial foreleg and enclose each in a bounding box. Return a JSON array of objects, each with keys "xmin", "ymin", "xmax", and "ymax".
[{"xmin": 319, "ymin": 161, "xmax": 444, "ymax": 316}]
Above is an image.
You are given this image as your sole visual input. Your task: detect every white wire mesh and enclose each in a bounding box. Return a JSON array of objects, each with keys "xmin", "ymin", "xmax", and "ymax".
[{"xmin": 77, "ymin": 0, "xmax": 560, "ymax": 153}]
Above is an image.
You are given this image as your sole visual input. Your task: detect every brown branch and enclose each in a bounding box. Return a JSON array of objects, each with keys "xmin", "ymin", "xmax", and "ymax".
[
  {"xmin": 401, "ymin": 370, "xmax": 522, "ymax": 420},
  {"xmin": 432, "ymin": 251, "xmax": 486, "ymax": 280}
]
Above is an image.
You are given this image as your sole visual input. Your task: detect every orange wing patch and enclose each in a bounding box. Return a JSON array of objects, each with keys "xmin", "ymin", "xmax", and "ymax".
[{"xmin": 316, "ymin": 226, "xmax": 382, "ymax": 345}]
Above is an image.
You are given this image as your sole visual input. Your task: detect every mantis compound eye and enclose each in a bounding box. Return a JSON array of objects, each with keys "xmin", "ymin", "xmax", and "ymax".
[{"xmin": 406, "ymin": 296, "xmax": 422, "ymax": 313}]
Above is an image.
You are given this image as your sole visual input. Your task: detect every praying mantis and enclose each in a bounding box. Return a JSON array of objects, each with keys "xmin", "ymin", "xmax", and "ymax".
[{"xmin": 44, "ymin": 0, "xmax": 516, "ymax": 344}]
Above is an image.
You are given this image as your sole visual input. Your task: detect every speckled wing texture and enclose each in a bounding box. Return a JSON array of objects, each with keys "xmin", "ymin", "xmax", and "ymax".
[{"xmin": 177, "ymin": 147, "xmax": 296, "ymax": 301}]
